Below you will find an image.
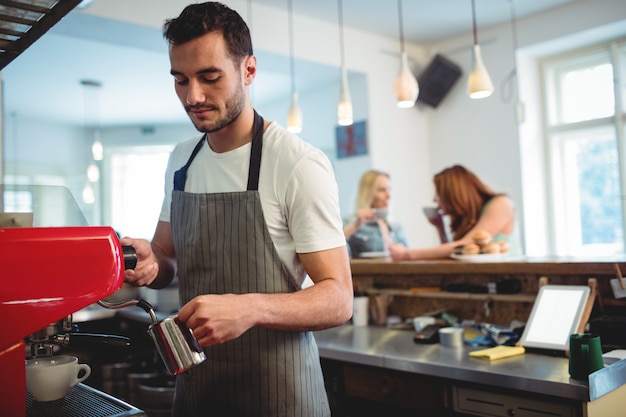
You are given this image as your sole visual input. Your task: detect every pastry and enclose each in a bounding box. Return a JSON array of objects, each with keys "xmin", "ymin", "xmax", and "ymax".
[
  {"xmin": 472, "ymin": 230, "xmax": 492, "ymax": 245},
  {"xmin": 497, "ymin": 241, "xmax": 510, "ymax": 253},
  {"xmin": 461, "ymin": 243, "xmax": 480, "ymax": 255},
  {"xmin": 481, "ymin": 241, "xmax": 500, "ymax": 254}
]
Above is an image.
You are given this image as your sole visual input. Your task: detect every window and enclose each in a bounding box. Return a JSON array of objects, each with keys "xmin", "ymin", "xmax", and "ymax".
[
  {"xmin": 542, "ymin": 39, "xmax": 626, "ymax": 256},
  {"xmin": 107, "ymin": 145, "xmax": 173, "ymax": 240}
]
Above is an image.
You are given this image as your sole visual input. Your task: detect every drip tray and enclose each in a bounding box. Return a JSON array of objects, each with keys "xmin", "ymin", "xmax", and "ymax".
[{"xmin": 27, "ymin": 383, "xmax": 146, "ymax": 417}]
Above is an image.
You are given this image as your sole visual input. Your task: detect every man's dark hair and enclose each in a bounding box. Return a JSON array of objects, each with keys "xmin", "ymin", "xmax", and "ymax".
[{"xmin": 163, "ymin": 2, "xmax": 253, "ymax": 65}]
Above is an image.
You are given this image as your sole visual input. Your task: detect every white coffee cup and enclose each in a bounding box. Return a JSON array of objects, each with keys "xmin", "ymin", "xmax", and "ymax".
[
  {"xmin": 26, "ymin": 355, "xmax": 91, "ymax": 402},
  {"xmin": 372, "ymin": 208, "xmax": 388, "ymax": 220},
  {"xmin": 352, "ymin": 296, "xmax": 369, "ymax": 326}
]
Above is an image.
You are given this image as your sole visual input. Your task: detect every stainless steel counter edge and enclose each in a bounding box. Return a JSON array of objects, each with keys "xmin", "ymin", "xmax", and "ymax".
[{"xmin": 314, "ymin": 324, "xmax": 594, "ymax": 402}]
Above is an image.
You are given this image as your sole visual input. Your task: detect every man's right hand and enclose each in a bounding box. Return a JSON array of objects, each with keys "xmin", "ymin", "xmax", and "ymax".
[{"xmin": 119, "ymin": 237, "xmax": 159, "ymax": 287}]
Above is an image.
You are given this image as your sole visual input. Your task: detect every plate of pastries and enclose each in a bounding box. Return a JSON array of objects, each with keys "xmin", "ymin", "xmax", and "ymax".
[{"xmin": 450, "ymin": 230, "xmax": 510, "ymax": 262}]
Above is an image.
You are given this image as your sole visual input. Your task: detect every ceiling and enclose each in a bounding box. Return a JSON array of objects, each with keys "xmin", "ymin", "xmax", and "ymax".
[{"xmin": 1, "ymin": 0, "xmax": 577, "ymax": 127}]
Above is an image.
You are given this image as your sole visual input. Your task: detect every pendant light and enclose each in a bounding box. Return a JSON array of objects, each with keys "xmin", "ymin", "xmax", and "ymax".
[
  {"xmin": 337, "ymin": 0, "xmax": 353, "ymax": 126},
  {"xmin": 394, "ymin": 0, "xmax": 419, "ymax": 108},
  {"xmin": 286, "ymin": 0, "xmax": 302, "ymax": 133},
  {"xmin": 467, "ymin": 0, "xmax": 494, "ymax": 99},
  {"xmin": 91, "ymin": 135, "xmax": 103, "ymax": 161}
]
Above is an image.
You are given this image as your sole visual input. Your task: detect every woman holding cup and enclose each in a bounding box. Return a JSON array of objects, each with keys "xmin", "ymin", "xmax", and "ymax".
[
  {"xmin": 343, "ymin": 170, "xmax": 408, "ymax": 258},
  {"xmin": 389, "ymin": 164, "xmax": 519, "ymax": 260}
]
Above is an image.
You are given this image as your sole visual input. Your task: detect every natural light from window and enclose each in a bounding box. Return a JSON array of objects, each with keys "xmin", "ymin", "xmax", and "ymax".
[{"xmin": 109, "ymin": 146, "xmax": 173, "ymax": 240}]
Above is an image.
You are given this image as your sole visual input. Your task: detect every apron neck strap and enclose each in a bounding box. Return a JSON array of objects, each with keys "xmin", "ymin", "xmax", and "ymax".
[
  {"xmin": 246, "ymin": 110, "xmax": 264, "ymax": 191},
  {"xmin": 173, "ymin": 110, "xmax": 265, "ymax": 192}
]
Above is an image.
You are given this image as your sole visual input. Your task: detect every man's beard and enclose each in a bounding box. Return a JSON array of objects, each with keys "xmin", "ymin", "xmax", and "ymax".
[{"xmin": 189, "ymin": 82, "xmax": 246, "ymax": 133}]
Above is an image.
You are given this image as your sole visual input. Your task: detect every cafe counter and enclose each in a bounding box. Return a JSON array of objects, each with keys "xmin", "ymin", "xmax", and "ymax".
[{"xmin": 314, "ymin": 324, "xmax": 626, "ymax": 417}]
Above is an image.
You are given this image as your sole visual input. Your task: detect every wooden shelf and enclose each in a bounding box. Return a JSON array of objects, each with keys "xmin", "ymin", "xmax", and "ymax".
[{"xmin": 365, "ymin": 288, "xmax": 536, "ymax": 303}]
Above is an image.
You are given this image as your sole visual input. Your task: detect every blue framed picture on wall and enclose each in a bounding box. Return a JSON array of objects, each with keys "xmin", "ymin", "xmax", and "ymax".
[{"xmin": 335, "ymin": 120, "xmax": 367, "ymax": 158}]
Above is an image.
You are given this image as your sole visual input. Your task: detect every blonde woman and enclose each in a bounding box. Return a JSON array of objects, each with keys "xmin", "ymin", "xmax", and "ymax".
[{"xmin": 344, "ymin": 170, "xmax": 407, "ymax": 257}]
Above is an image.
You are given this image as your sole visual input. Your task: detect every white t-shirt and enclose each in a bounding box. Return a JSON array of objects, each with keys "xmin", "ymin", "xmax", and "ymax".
[{"xmin": 159, "ymin": 122, "xmax": 346, "ymax": 282}]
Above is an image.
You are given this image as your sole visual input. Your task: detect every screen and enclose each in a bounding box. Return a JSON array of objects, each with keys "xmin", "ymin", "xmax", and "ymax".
[{"xmin": 520, "ymin": 285, "xmax": 590, "ymax": 352}]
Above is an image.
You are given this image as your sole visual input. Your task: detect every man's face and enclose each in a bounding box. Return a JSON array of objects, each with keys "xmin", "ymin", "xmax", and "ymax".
[{"xmin": 169, "ymin": 32, "xmax": 250, "ymax": 133}]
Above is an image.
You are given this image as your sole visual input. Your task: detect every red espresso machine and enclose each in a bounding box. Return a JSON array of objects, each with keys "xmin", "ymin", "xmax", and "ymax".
[{"xmin": 0, "ymin": 225, "xmax": 134, "ymax": 416}]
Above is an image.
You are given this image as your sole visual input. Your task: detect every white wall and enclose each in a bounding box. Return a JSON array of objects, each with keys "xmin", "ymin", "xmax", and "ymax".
[{"xmin": 5, "ymin": 0, "xmax": 626, "ymax": 253}]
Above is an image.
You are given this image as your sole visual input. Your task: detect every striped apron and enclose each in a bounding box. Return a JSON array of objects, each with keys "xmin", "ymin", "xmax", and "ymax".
[{"xmin": 169, "ymin": 111, "xmax": 331, "ymax": 417}]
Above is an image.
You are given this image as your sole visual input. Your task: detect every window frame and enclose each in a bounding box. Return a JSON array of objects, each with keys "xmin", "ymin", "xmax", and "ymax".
[{"xmin": 540, "ymin": 38, "xmax": 626, "ymax": 256}]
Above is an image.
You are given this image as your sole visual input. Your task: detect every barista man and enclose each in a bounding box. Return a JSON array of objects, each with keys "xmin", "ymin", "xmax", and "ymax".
[{"xmin": 121, "ymin": 2, "xmax": 352, "ymax": 417}]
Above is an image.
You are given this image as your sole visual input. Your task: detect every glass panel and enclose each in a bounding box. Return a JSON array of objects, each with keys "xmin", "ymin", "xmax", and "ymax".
[
  {"xmin": 0, "ymin": 184, "xmax": 87, "ymax": 226},
  {"xmin": 553, "ymin": 126, "xmax": 624, "ymax": 256},
  {"xmin": 557, "ymin": 61, "xmax": 614, "ymax": 124}
]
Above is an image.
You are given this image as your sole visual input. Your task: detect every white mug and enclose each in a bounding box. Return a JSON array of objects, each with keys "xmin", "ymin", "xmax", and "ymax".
[
  {"xmin": 352, "ymin": 296, "xmax": 369, "ymax": 326},
  {"xmin": 372, "ymin": 208, "xmax": 388, "ymax": 220},
  {"xmin": 26, "ymin": 355, "xmax": 91, "ymax": 402}
]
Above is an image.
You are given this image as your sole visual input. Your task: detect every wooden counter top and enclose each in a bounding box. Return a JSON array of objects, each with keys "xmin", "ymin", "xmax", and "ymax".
[{"xmin": 350, "ymin": 256, "xmax": 626, "ymax": 276}]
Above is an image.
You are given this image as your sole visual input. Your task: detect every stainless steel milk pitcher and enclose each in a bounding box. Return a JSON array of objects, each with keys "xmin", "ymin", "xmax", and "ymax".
[
  {"xmin": 147, "ymin": 314, "xmax": 206, "ymax": 375},
  {"xmin": 97, "ymin": 298, "xmax": 206, "ymax": 375}
]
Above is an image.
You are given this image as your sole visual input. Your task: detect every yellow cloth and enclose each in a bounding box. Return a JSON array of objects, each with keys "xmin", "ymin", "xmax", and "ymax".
[{"xmin": 469, "ymin": 345, "xmax": 526, "ymax": 360}]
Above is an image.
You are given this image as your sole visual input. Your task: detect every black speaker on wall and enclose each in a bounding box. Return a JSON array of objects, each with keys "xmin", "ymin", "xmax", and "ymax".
[{"xmin": 417, "ymin": 54, "xmax": 462, "ymax": 108}]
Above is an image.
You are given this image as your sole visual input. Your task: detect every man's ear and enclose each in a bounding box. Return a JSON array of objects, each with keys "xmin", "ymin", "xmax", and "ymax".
[{"xmin": 243, "ymin": 55, "xmax": 257, "ymax": 85}]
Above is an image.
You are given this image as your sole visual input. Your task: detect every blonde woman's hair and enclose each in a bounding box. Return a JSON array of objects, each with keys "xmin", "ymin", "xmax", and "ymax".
[{"xmin": 355, "ymin": 170, "xmax": 389, "ymax": 211}]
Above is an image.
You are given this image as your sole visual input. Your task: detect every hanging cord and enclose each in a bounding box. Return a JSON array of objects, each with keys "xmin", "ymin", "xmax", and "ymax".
[
  {"xmin": 501, "ymin": 0, "xmax": 519, "ymax": 103},
  {"xmin": 397, "ymin": 0, "xmax": 405, "ymax": 53},
  {"xmin": 288, "ymin": 0, "xmax": 296, "ymax": 94},
  {"xmin": 471, "ymin": 0, "xmax": 478, "ymax": 46},
  {"xmin": 338, "ymin": 0, "xmax": 346, "ymax": 69}
]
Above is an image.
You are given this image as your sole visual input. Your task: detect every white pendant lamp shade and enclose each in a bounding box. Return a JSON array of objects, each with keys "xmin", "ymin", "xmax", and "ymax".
[
  {"xmin": 395, "ymin": 52, "xmax": 419, "ymax": 108},
  {"xmin": 87, "ymin": 163, "xmax": 100, "ymax": 182},
  {"xmin": 467, "ymin": 44, "xmax": 494, "ymax": 99},
  {"xmin": 287, "ymin": 91, "xmax": 303, "ymax": 133},
  {"xmin": 82, "ymin": 183, "xmax": 95, "ymax": 204},
  {"xmin": 91, "ymin": 139, "xmax": 103, "ymax": 161},
  {"xmin": 336, "ymin": 0, "xmax": 353, "ymax": 126},
  {"xmin": 338, "ymin": 67, "xmax": 353, "ymax": 126}
]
